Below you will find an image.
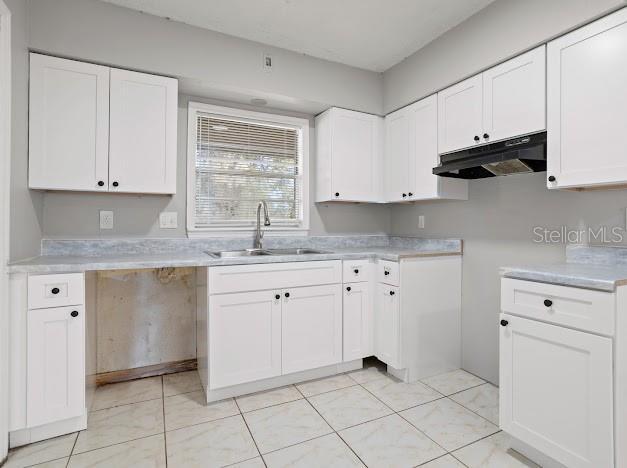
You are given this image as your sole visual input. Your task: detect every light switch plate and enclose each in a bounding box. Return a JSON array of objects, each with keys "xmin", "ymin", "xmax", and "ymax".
[
  {"xmin": 160, "ymin": 211, "xmax": 178, "ymax": 229},
  {"xmin": 100, "ymin": 210, "xmax": 113, "ymax": 230},
  {"xmin": 418, "ymin": 215, "xmax": 425, "ymax": 229}
]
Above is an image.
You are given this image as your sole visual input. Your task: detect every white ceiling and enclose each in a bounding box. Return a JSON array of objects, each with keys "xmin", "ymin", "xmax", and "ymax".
[{"xmin": 100, "ymin": 0, "xmax": 496, "ymax": 72}]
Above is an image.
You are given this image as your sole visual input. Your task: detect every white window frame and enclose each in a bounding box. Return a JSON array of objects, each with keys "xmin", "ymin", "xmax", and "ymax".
[{"xmin": 186, "ymin": 102, "xmax": 310, "ymax": 237}]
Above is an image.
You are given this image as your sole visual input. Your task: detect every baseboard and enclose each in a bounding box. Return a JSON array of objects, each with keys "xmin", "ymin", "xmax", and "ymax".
[
  {"xmin": 203, "ymin": 359, "xmax": 362, "ymax": 403},
  {"xmin": 9, "ymin": 414, "xmax": 87, "ymax": 448},
  {"xmin": 95, "ymin": 359, "xmax": 197, "ymax": 386}
]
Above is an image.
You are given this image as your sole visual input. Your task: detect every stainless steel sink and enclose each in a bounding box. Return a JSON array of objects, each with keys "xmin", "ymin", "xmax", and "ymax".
[
  {"xmin": 206, "ymin": 249, "xmax": 272, "ymax": 258},
  {"xmin": 264, "ymin": 248, "xmax": 329, "ymax": 255}
]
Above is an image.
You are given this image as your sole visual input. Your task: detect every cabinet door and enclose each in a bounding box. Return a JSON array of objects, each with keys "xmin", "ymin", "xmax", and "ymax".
[
  {"xmin": 408, "ymin": 95, "xmax": 439, "ymax": 200},
  {"xmin": 282, "ymin": 284, "xmax": 342, "ymax": 374},
  {"xmin": 27, "ymin": 306, "xmax": 85, "ymax": 427},
  {"xmin": 331, "ymin": 109, "xmax": 382, "ymax": 202},
  {"xmin": 29, "ymin": 54, "xmax": 109, "ymax": 191},
  {"xmin": 500, "ymin": 314, "xmax": 613, "ymax": 468},
  {"xmin": 384, "ymin": 108, "xmax": 410, "ymax": 202},
  {"xmin": 483, "ymin": 46, "xmax": 546, "ymax": 144},
  {"xmin": 374, "ymin": 284, "xmax": 400, "ymax": 368},
  {"xmin": 343, "ymin": 282, "xmax": 372, "ymax": 362},
  {"xmin": 209, "ymin": 291, "xmax": 282, "ymax": 389},
  {"xmin": 547, "ymin": 8, "xmax": 627, "ymax": 189},
  {"xmin": 437, "ymin": 75, "xmax": 483, "ymax": 154},
  {"xmin": 109, "ymin": 68, "xmax": 178, "ymax": 194}
]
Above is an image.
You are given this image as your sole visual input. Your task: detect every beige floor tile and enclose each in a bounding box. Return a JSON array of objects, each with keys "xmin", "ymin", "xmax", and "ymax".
[
  {"xmin": 452, "ymin": 432, "xmax": 540, "ymax": 468},
  {"xmin": 308, "ymin": 385, "xmax": 393, "ymax": 430},
  {"xmin": 421, "ymin": 369, "xmax": 485, "ymax": 396},
  {"xmin": 92, "ymin": 376, "xmax": 163, "ymax": 411},
  {"xmin": 346, "ymin": 367, "xmax": 388, "ymax": 385},
  {"xmin": 4, "ymin": 433, "xmax": 76, "ymax": 468},
  {"xmin": 419, "ymin": 454, "xmax": 466, "ymax": 467},
  {"xmin": 362, "ymin": 375, "xmax": 443, "ymax": 411},
  {"xmin": 30, "ymin": 458, "xmax": 70, "ymax": 468},
  {"xmin": 339, "ymin": 414, "xmax": 445, "ymax": 468},
  {"xmin": 163, "ymin": 371, "xmax": 201, "ymax": 397},
  {"xmin": 236, "ymin": 385, "xmax": 302, "ymax": 413},
  {"xmin": 450, "ymin": 383, "xmax": 499, "ymax": 425},
  {"xmin": 74, "ymin": 399, "xmax": 164, "ymax": 454},
  {"xmin": 401, "ymin": 398, "xmax": 499, "ymax": 451},
  {"xmin": 243, "ymin": 399, "xmax": 332, "ymax": 454},
  {"xmin": 165, "ymin": 391, "xmax": 239, "ymax": 431},
  {"xmin": 296, "ymin": 374, "xmax": 356, "ymax": 397},
  {"xmin": 225, "ymin": 457, "xmax": 265, "ymax": 468},
  {"xmin": 263, "ymin": 433, "xmax": 364, "ymax": 468},
  {"xmin": 67, "ymin": 434, "xmax": 165, "ymax": 467},
  {"xmin": 166, "ymin": 415, "xmax": 258, "ymax": 467}
]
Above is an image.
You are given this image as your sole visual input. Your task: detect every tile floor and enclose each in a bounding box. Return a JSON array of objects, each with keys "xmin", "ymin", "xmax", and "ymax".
[{"xmin": 4, "ymin": 365, "xmax": 539, "ymax": 468}]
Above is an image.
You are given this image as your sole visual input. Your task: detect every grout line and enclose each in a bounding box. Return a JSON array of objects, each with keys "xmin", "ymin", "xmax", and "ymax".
[
  {"xmin": 89, "ymin": 395, "xmax": 163, "ymax": 413},
  {"xmin": 69, "ymin": 432, "xmax": 165, "ymax": 458},
  {"xmin": 161, "ymin": 376, "xmax": 168, "ymax": 468},
  {"xmin": 234, "ymin": 396, "xmax": 266, "ymax": 466},
  {"xmin": 65, "ymin": 428, "xmax": 79, "ymax": 467}
]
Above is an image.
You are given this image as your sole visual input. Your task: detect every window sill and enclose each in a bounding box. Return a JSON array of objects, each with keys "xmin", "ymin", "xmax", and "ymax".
[{"xmin": 187, "ymin": 228, "xmax": 309, "ymax": 239}]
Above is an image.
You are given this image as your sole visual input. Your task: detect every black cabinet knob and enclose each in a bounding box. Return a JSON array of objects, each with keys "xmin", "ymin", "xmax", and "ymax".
[
  {"xmin": 389, "ymin": 290, "xmax": 395, "ymax": 296},
  {"xmin": 334, "ymin": 192, "xmax": 340, "ymax": 197},
  {"xmin": 483, "ymin": 133, "xmax": 489, "ymax": 139},
  {"xmin": 500, "ymin": 319, "xmax": 508, "ymax": 327},
  {"xmin": 112, "ymin": 181, "xmax": 119, "ymax": 187},
  {"xmin": 346, "ymin": 286, "xmax": 351, "ymax": 292},
  {"xmin": 97, "ymin": 181, "xmax": 104, "ymax": 187},
  {"xmin": 284, "ymin": 292, "xmax": 290, "ymax": 298},
  {"xmin": 275, "ymin": 294, "xmax": 280, "ymax": 300},
  {"xmin": 408, "ymin": 192, "xmax": 413, "ymax": 197},
  {"xmin": 402, "ymin": 193, "xmax": 407, "ymax": 198},
  {"xmin": 544, "ymin": 299, "xmax": 553, "ymax": 307},
  {"xmin": 70, "ymin": 310, "xmax": 79, "ymax": 318},
  {"xmin": 384, "ymin": 270, "xmax": 390, "ymax": 276},
  {"xmin": 474, "ymin": 135, "xmax": 480, "ymax": 142},
  {"xmin": 51, "ymin": 287, "xmax": 60, "ymax": 294},
  {"xmin": 548, "ymin": 175, "xmax": 556, "ymax": 182},
  {"xmin": 354, "ymin": 269, "xmax": 359, "ymax": 274}
]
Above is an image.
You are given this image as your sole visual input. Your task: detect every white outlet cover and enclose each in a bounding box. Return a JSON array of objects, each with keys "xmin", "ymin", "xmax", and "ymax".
[
  {"xmin": 100, "ymin": 210, "xmax": 114, "ymax": 230},
  {"xmin": 160, "ymin": 212, "xmax": 178, "ymax": 229},
  {"xmin": 418, "ymin": 215, "xmax": 425, "ymax": 229}
]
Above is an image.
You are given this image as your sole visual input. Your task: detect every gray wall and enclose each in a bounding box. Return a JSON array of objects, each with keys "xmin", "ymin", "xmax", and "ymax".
[
  {"xmin": 41, "ymin": 95, "xmax": 391, "ymax": 239},
  {"xmin": 383, "ymin": 0, "xmax": 625, "ymax": 113},
  {"xmin": 7, "ymin": 0, "xmax": 43, "ymax": 261}
]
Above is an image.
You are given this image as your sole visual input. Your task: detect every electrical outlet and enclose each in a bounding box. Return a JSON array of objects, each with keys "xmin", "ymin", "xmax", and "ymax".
[
  {"xmin": 263, "ymin": 53, "xmax": 273, "ymax": 72},
  {"xmin": 159, "ymin": 211, "xmax": 178, "ymax": 229},
  {"xmin": 418, "ymin": 215, "xmax": 425, "ymax": 229},
  {"xmin": 99, "ymin": 210, "xmax": 113, "ymax": 230}
]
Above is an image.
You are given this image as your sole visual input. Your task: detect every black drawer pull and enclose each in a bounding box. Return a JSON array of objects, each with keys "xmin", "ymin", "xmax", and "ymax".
[
  {"xmin": 389, "ymin": 290, "xmax": 395, "ymax": 296},
  {"xmin": 500, "ymin": 319, "xmax": 508, "ymax": 327},
  {"xmin": 384, "ymin": 270, "xmax": 390, "ymax": 276},
  {"xmin": 346, "ymin": 286, "xmax": 351, "ymax": 292},
  {"xmin": 70, "ymin": 310, "xmax": 79, "ymax": 318},
  {"xmin": 354, "ymin": 269, "xmax": 359, "ymax": 274},
  {"xmin": 284, "ymin": 292, "xmax": 290, "ymax": 298},
  {"xmin": 51, "ymin": 287, "xmax": 60, "ymax": 295},
  {"xmin": 544, "ymin": 299, "xmax": 553, "ymax": 307},
  {"xmin": 275, "ymin": 294, "xmax": 280, "ymax": 300}
]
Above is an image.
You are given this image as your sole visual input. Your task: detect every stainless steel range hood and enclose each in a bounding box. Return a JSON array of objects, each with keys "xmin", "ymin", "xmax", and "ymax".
[{"xmin": 433, "ymin": 132, "xmax": 546, "ymax": 179}]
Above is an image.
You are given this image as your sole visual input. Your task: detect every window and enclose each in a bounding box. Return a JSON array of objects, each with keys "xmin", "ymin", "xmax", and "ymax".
[{"xmin": 187, "ymin": 103, "xmax": 309, "ymax": 234}]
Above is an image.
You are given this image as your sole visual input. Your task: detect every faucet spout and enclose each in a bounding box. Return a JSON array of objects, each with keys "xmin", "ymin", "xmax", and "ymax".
[{"xmin": 254, "ymin": 201, "xmax": 271, "ymax": 249}]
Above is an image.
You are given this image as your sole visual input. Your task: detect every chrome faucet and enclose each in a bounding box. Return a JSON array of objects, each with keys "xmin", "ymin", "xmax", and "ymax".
[{"xmin": 254, "ymin": 200, "xmax": 271, "ymax": 249}]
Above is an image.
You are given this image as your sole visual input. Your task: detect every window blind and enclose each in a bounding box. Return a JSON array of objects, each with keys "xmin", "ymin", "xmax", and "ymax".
[{"xmin": 193, "ymin": 113, "xmax": 303, "ymax": 229}]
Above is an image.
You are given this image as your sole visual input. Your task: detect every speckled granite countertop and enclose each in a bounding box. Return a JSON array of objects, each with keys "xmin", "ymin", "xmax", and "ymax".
[
  {"xmin": 8, "ymin": 236, "xmax": 462, "ymax": 274},
  {"xmin": 501, "ymin": 245, "xmax": 627, "ymax": 292}
]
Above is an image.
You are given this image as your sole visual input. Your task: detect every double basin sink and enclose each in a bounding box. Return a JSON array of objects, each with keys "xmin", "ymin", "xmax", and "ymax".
[{"xmin": 206, "ymin": 248, "xmax": 329, "ymax": 258}]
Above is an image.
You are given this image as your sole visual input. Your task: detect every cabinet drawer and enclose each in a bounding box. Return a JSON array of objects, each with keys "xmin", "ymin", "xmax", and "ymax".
[
  {"xmin": 377, "ymin": 260, "xmax": 399, "ymax": 286},
  {"xmin": 501, "ymin": 278, "xmax": 614, "ymax": 335},
  {"xmin": 343, "ymin": 259, "xmax": 372, "ymax": 283},
  {"xmin": 28, "ymin": 273, "xmax": 85, "ymax": 310},
  {"xmin": 208, "ymin": 260, "xmax": 342, "ymax": 295}
]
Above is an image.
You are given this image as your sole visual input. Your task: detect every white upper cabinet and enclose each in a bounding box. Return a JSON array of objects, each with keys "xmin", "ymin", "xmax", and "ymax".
[
  {"xmin": 547, "ymin": 9, "xmax": 627, "ymax": 189},
  {"xmin": 438, "ymin": 46, "xmax": 546, "ymax": 154},
  {"xmin": 29, "ymin": 54, "xmax": 110, "ymax": 191},
  {"xmin": 385, "ymin": 95, "xmax": 468, "ymax": 202},
  {"xmin": 483, "ymin": 46, "xmax": 546, "ymax": 143},
  {"xmin": 29, "ymin": 54, "xmax": 178, "ymax": 194},
  {"xmin": 109, "ymin": 69, "xmax": 178, "ymax": 194},
  {"xmin": 315, "ymin": 107, "xmax": 383, "ymax": 202},
  {"xmin": 437, "ymin": 75, "xmax": 483, "ymax": 154}
]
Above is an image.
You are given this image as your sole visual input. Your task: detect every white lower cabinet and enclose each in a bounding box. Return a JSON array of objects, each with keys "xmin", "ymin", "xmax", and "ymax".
[
  {"xmin": 282, "ymin": 284, "xmax": 342, "ymax": 374},
  {"xmin": 374, "ymin": 283, "xmax": 400, "ymax": 368},
  {"xmin": 27, "ymin": 306, "xmax": 85, "ymax": 428},
  {"xmin": 500, "ymin": 278, "xmax": 616, "ymax": 468},
  {"xmin": 343, "ymin": 282, "xmax": 372, "ymax": 362},
  {"xmin": 209, "ymin": 290, "xmax": 282, "ymax": 389}
]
